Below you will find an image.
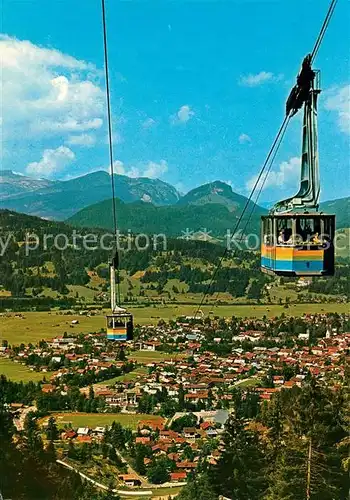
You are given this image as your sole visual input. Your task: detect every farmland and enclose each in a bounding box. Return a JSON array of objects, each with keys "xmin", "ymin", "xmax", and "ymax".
[
  {"xmin": 129, "ymin": 350, "xmax": 186, "ymax": 364},
  {"xmin": 1, "ymin": 301, "xmax": 350, "ymax": 345},
  {"xmin": 0, "ymin": 357, "xmax": 53, "ymax": 382},
  {"xmin": 39, "ymin": 412, "xmax": 165, "ymax": 431}
]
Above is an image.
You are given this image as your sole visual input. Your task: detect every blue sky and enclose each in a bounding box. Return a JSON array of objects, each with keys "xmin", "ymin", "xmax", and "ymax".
[{"xmin": 2, "ymin": 0, "xmax": 349, "ymax": 202}]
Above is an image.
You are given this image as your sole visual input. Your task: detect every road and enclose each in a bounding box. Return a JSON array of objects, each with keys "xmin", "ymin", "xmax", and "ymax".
[
  {"xmin": 114, "ymin": 447, "xmax": 149, "ymax": 487},
  {"xmin": 57, "ymin": 459, "xmax": 153, "ymax": 496},
  {"xmin": 13, "ymin": 405, "xmax": 36, "ymax": 431},
  {"xmin": 57, "ymin": 459, "xmax": 185, "ymax": 497}
]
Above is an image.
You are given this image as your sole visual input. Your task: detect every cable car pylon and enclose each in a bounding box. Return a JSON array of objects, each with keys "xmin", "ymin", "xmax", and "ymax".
[
  {"xmin": 261, "ymin": 1, "xmax": 338, "ymax": 277},
  {"xmin": 193, "ymin": 0, "xmax": 338, "ymax": 317}
]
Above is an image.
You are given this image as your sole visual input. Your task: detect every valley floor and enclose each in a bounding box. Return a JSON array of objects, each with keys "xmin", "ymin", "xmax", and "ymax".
[{"xmin": 1, "ymin": 302, "xmax": 349, "ymax": 345}]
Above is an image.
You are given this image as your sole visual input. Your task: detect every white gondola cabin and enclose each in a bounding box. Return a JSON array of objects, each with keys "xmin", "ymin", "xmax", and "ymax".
[
  {"xmin": 261, "ymin": 213, "xmax": 335, "ymax": 276},
  {"xmin": 106, "ymin": 252, "xmax": 133, "ymax": 342},
  {"xmin": 261, "ymin": 55, "xmax": 335, "ymax": 277},
  {"xmin": 106, "ymin": 311, "xmax": 133, "ymax": 341}
]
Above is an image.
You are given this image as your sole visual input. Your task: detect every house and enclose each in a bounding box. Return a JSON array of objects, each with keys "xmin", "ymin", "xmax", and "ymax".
[
  {"xmin": 42, "ymin": 384, "xmax": 56, "ymax": 393},
  {"xmin": 170, "ymin": 472, "xmax": 187, "ymax": 482},
  {"xmin": 184, "ymin": 391, "xmax": 208, "ymax": 404},
  {"xmin": 138, "ymin": 418, "xmax": 165, "ymax": 431},
  {"xmin": 175, "ymin": 461, "xmax": 196, "ymax": 471},
  {"xmin": 183, "ymin": 427, "xmax": 199, "ymax": 440},
  {"xmin": 200, "ymin": 421, "xmax": 215, "ymax": 431},
  {"xmin": 118, "ymin": 475, "xmax": 141, "ymax": 487},
  {"xmin": 61, "ymin": 430, "xmax": 77, "ymax": 440},
  {"xmin": 77, "ymin": 435, "xmax": 92, "ymax": 443},
  {"xmin": 92, "ymin": 427, "xmax": 105, "ymax": 437},
  {"xmin": 135, "ymin": 437, "xmax": 151, "ymax": 445},
  {"xmin": 77, "ymin": 427, "xmax": 90, "ymax": 436}
]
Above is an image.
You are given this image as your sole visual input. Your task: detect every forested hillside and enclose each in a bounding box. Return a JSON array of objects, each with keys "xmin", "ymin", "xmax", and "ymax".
[
  {"xmin": 0, "ymin": 210, "xmax": 348, "ymax": 312},
  {"xmin": 177, "ymin": 380, "xmax": 349, "ymax": 500}
]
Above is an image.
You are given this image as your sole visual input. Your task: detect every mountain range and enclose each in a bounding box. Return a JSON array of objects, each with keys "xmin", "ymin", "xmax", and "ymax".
[
  {"xmin": 67, "ymin": 181, "xmax": 267, "ymax": 237},
  {"xmin": 0, "ymin": 170, "xmax": 180, "ymax": 220},
  {"xmin": 0, "ymin": 170, "xmax": 349, "ymax": 236}
]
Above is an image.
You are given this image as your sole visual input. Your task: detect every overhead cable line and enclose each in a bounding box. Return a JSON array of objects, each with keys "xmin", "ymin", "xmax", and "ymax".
[
  {"xmin": 194, "ymin": 114, "xmax": 291, "ymax": 317},
  {"xmin": 311, "ymin": 0, "xmax": 337, "ymax": 63},
  {"xmin": 213, "ymin": 115, "xmax": 291, "ymax": 304},
  {"xmin": 101, "ymin": 0, "xmax": 121, "ymax": 306}
]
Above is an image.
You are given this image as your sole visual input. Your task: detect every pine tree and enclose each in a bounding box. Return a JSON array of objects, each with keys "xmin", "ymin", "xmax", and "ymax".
[
  {"xmin": 177, "ymin": 473, "xmax": 218, "ymax": 500},
  {"xmin": 210, "ymin": 415, "xmax": 267, "ymax": 499},
  {"xmin": 46, "ymin": 416, "xmax": 59, "ymax": 441},
  {"xmin": 46, "ymin": 439, "xmax": 57, "ymax": 462}
]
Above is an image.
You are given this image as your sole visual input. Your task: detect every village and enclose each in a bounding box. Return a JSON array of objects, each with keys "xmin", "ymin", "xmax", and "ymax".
[{"xmin": 1, "ymin": 311, "xmax": 349, "ymax": 493}]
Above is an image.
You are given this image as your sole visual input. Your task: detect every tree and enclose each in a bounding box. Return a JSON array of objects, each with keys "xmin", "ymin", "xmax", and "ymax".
[
  {"xmin": 147, "ymin": 457, "xmax": 171, "ymax": 484},
  {"xmin": 210, "ymin": 416, "xmax": 267, "ymax": 499},
  {"xmin": 170, "ymin": 413, "xmax": 197, "ymax": 432},
  {"xmin": 89, "ymin": 386, "xmax": 95, "ymax": 400},
  {"xmin": 46, "ymin": 416, "xmax": 59, "ymax": 441},
  {"xmin": 110, "ymin": 422, "xmax": 126, "ymax": 450},
  {"xmin": 160, "ymin": 398, "xmax": 178, "ymax": 418},
  {"xmin": 117, "ymin": 348, "xmax": 126, "ymax": 362},
  {"xmin": 46, "ymin": 439, "xmax": 57, "ymax": 462},
  {"xmin": 178, "ymin": 384, "xmax": 185, "ymax": 410},
  {"xmin": 68, "ymin": 440, "xmax": 76, "ymax": 459},
  {"xmin": 107, "ymin": 446, "xmax": 123, "ymax": 468},
  {"xmin": 133, "ymin": 444, "xmax": 150, "ymax": 475},
  {"xmin": 177, "ymin": 474, "xmax": 218, "ymax": 500}
]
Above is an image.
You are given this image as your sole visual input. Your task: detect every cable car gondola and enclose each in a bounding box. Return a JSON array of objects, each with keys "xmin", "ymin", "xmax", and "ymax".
[
  {"xmin": 261, "ymin": 55, "xmax": 335, "ymax": 277},
  {"xmin": 106, "ymin": 251, "xmax": 133, "ymax": 341}
]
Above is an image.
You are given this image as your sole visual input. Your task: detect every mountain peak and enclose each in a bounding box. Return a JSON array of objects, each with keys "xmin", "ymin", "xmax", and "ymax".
[
  {"xmin": 177, "ymin": 180, "xmax": 255, "ymax": 213},
  {"xmin": 0, "ymin": 169, "xmax": 22, "ymax": 178}
]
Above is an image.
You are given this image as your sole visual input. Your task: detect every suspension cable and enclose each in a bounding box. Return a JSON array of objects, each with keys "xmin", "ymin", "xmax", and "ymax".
[
  {"xmin": 101, "ymin": 0, "xmax": 121, "ymax": 306},
  {"xmin": 311, "ymin": 0, "xmax": 337, "ymax": 63},
  {"xmin": 193, "ymin": 114, "xmax": 290, "ymax": 317},
  {"xmin": 212, "ymin": 115, "xmax": 291, "ymax": 305}
]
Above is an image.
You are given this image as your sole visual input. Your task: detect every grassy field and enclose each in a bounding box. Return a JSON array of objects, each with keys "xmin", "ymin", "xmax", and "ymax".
[
  {"xmin": 0, "ymin": 357, "xmax": 53, "ymax": 382},
  {"xmin": 93, "ymin": 367, "xmax": 148, "ymax": 388},
  {"xmin": 1, "ymin": 302, "xmax": 349, "ymax": 345},
  {"xmin": 40, "ymin": 412, "xmax": 164, "ymax": 430},
  {"xmin": 235, "ymin": 378, "xmax": 260, "ymax": 388},
  {"xmin": 129, "ymin": 302, "xmax": 350, "ymax": 323},
  {"xmin": 129, "ymin": 350, "xmax": 186, "ymax": 364},
  {"xmin": 0, "ymin": 312, "xmax": 105, "ymax": 345}
]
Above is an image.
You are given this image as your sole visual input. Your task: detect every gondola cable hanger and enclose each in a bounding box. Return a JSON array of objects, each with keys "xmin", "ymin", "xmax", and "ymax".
[{"xmin": 101, "ymin": 0, "xmax": 133, "ymax": 341}]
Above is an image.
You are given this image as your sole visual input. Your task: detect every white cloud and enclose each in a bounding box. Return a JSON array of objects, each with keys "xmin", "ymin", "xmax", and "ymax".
[
  {"xmin": 246, "ymin": 157, "xmax": 300, "ymax": 192},
  {"xmin": 111, "ymin": 159, "xmax": 168, "ymax": 179},
  {"xmin": 239, "ymin": 133, "xmax": 252, "ymax": 144},
  {"xmin": 66, "ymin": 134, "xmax": 96, "ymax": 147},
  {"xmin": 26, "ymin": 146, "xmax": 75, "ymax": 177},
  {"xmin": 111, "ymin": 160, "xmax": 139, "ymax": 178},
  {"xmin": 143, "ymin": 160, "xmax": 168, "ymax": 178},
  {"xmin": 112, "ymin": 160, "xmax": 126, "ymax": 175},
  {"xmin": 324, "ymin": 85, "xmax": 350, "ymax": 134},
  {"xmin": 142, "ymin": 117, "xmax": 156, "ymax": 129},
  {"xmin": 171, "ymin": 105, "xmax": 195, "ymax": 124},
  {"xmin": 1, "ymin": 35, "xmax": 104, "ymax": 150},
  {"xmin": 240, "ymin": 71, "xmax": 283, "ymax": 87}
]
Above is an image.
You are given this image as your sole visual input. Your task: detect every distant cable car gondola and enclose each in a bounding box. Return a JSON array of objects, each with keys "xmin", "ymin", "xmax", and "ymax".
[
  {"xmin": 261, "ymin": 55, "xmax": 335, "ymax": 276},
  {"xmin": 106, "ymin": 251, "xmax": 133, "ymax": 341}
]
